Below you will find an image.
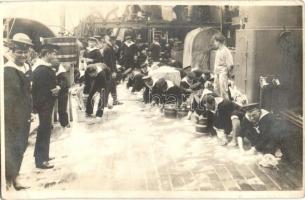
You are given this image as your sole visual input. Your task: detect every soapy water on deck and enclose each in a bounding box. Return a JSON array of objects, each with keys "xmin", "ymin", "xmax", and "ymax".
[{"xmin": 15, "ymin": 84, "xmax": 266, "ymax": 192}]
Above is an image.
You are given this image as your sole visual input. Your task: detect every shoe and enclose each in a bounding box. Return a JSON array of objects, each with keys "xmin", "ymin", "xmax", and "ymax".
[
  {"xmin": 86, "ymin": 113, "xmax": 93, "ymax": 118},
  {"xmin": 13, "ymin": 179, "xmax": 30, "ymax": 190},
  {"xmin": 96, "ymin": 110, "xmax": 104, "ymax": 118},
  {"xmin": 227, "ymin": 141, "xmax": 237, "ymax": 147},
  {"xmin": 219, "ymin": 139, "xmax": 228, "ymax": 146},
  {"xmin": 63, "ymin": 124, "xmax": 71, "ymax": 128},
  {"xmin": 113, "ymin": 101, "xmax": 123, "ymax": 105},
  {"xmin": 48, "ymin": 156, "xmax": 55, "ymax": 161},
  {"xmin": 36, "ymin": 161, "xmax": 54, "ymax": 169}
]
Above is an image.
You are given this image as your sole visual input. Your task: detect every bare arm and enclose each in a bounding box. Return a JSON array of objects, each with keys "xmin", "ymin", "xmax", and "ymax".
[{"xmin": 237, "ymin": 137, "xmax": 245, "ymax": 153}]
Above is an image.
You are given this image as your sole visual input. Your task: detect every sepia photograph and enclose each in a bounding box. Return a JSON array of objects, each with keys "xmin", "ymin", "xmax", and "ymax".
[{"xmin": 0, "ymin": 1, "xmax": 304, "ymax": 199}]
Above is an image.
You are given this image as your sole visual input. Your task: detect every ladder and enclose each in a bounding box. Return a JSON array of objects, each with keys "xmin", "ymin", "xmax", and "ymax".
[{"xmin": 152, "ymin": 28, "xmax": 162, "ymax": 41}]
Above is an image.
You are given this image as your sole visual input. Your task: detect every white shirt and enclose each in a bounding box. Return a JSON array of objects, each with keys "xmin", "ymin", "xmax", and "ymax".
[{"xmin": 214, "ymin": 45, "xmax": 233, "ymax": 74}]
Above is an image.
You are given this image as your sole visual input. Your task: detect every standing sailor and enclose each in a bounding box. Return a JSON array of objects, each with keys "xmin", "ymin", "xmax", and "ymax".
[
  {"xmin": 103, "ymin": 35, "xmax": 123, "ymax": 105},
  {"xmin": 4, "ymin": 33, "xmax": 33, "ymax": 190},
  {"xmin": 120, "ymin": 35, "xmax": 138, "ymax": 71},
  {"xmin": 32, "ymin": 44, "xmax": 60, "ymax": 169},
  {"xmin": 55, "ymin": 64, "xmax": 70, "ymax": 128}
]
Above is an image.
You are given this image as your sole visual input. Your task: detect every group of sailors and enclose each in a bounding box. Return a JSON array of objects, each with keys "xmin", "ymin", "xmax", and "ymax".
[
  {"xmin": 4, "ymin": 31, "xmax": 292, "ymax": 191},
  {"xmin": 125, "ymin": 33, "xmax": 292, "ymax": 165},
  {"xmin": 4, "ymin": 33, "xmax": 71, "ymax": 190},
  {"xmin": 3, "ymin": 31, "xmax": 160, "ymax": 190}
]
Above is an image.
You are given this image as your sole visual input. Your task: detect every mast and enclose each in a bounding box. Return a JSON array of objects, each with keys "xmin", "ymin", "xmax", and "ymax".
[{"xmin": 60, "ymin": 6, "xmax": 66, "ymax": 34}]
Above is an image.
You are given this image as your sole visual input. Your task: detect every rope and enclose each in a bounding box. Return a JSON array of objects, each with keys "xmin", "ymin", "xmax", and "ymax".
[{"xmin": 7, "ymin": 18, "xmax": 16, "ymax": 38}]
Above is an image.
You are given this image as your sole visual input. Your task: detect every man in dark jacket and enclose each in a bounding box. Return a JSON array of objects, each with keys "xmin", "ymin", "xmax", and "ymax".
[
  {"xmin": 153, "ymin": 78, "xmax": 183, "ymax": 106},
  {"xmin": 85, "ymin": 63, "xmax": 111, "ymax": 118},
  {"xmin": 103, "ymin": 35, "xmax": 123, "ymax": 105},
  {"xmin": 203, "ymin": 94, "xmax": 244, "ymax": 145},
  {"xmin": 142, "ymin": 75, "xmax": 155, "ymax": 104},
  {"xmin": 55, "ymin": 64, "xmax": 70, "ymax": 128},
  {"xmin": 180, "ymin": 71, "xmax": 196, "ymax": 100},
  {"xmin": 127, "ymin": 63, "xmax": 148, "ymax": 93},
  {"xmin": 83, "ymin": 37, "xmax": 104, "ymax": 95},
  {"xmin": 4, "ymin": 33, "xmax": 33, "ymax": 190},
  {"xmin": 150, "ymin": 38, "xmax": 161, "ymax": 62},
  {"xmin": 237, "ymin": 105, "xmax": 290, "ymax": 158},
  {"xmin": 32, "ymin": 44, "xmax": 60, "ymax": 169},
  {"xmin": 83, "ymin": 37, "xmax": 103, "ymax": 65},
  {"xmin": 120, "ymin": 35, "xmax": 138, "ymax": 71}
]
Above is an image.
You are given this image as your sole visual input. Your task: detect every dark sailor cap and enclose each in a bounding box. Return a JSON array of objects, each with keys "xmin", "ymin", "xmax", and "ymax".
[{"xmin": 241, "ymin": 103, "xmax": 260, "ymax": 112}]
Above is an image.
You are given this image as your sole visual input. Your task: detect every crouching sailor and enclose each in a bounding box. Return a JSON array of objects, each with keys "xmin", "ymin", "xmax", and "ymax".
[{"xmin": 237, "ymin": 104, "xmax": 290, "ymax": 160}]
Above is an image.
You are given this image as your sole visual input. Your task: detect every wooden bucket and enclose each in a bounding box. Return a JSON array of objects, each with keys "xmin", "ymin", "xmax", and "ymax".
[
  {"xmin": 176, "ymin": 108, "xmax": 189, "ymax": 119},
  {"xmin": 195, "ymin": 117, "xmax": 209, "ymax": 133},
  {"xmin": 164, "ymin": 104, "xmax": 177, "ymax": 119},
  {"xmin": 43, "ymin": 37, "xmax": 78, "ymax": 87}
]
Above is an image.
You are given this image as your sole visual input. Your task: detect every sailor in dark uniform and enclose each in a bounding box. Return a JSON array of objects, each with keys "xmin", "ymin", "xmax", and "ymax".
[
  {"xmin": 4, "ymin": 33, "xmax": 33, "ymax": 190},
  {"xmin": 120, "ymin": 35, "xmax": 138, "ymax": 71},
  {"xmin": 32, "ymin": 44, "xmax": 60, "ymax": 169},
  {"xmin": 136, "ymin": 46, "xmax": 148, "ymax": 68},
  {"xmin": 103, "ymin": 35, "xmax": 123, "ymax": 105},
  {"xmin": 127, "ymin": 63, "xmax": 148, "ymax": 93},
  {"xmin": 150, "ymin": 38, "xmax": 161, "ymax": 62},
  {"xmin": 142, "ymin": 75, "xmax": 156, "ymax": 104},
  {"xmin": 54, "ymin": 64, "xmax": 70, "ymax": 128},
  {"xmin": 85, "ymin": 63, "xmax": 111, "ymax": 118},
  {"xmin": 203, "ymin": 93, "xmax": 244, "ymax": 145},
  {"xmin": 180, "ymin": 71, "xmax": 196, "ymax": 100},
  {"xmin": 153, "ymin": 78, "xmax": 183, "ymax": 106},
  {"xmin": 188, "ymin": 83, "xmax": 217, "ymax": 132},
  {"xmin": 83, "ymin": 37, "xmax": 103, "ymax": 65},
  {"xmin": 237, "ymin": 104, "xmax": 289, "ymax": 157},
  {"xmin": 83, "ymin": 37, "xmax": 103, "ymax": 95}
]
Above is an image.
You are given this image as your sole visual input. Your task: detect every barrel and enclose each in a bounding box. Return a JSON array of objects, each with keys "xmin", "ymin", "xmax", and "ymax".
[
  {"xmin": 43, "ymin": 37, "xmax": 78, "ymax": 87},
  {"xmin": 43, "ymin": 37, "xmax": 78, "ymax": 63},
  {"xmin": 195, "ymin": 117, "xmax": 209, "ymax": 133},
  {"xmin": 164, "ymin": 104, "xmax": 177, "ymax": 119}
]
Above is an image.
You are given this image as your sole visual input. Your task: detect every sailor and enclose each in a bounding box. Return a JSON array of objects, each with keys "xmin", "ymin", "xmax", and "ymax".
[
  {"xmin": 203, "ymin": 93, "xmax": 244, "ymax": 145},
  {"xmin": 142, "ymin": 75, "xmax": 155, "ymax": 104},
  {"xmin": 180, "ymin": 71, "xmax": 196, "ymax": 100},
  {"xmin": 83, "ymin": 37, "xmax": 103, "ymax": 65},
  {"xmin": 54, "ymin": 64, "xmax": 70, "ymax": 128},
  {"xmin": 153, "ymin": 78, "xmax": 183, "ymax": 106},
  {"xmin": 32, "ymin": 43, "xmax": 60, "ymax": 169},
  {"xmin": 85, "ymin": 63, "xmax": 111, "ymax": 118},
  {"xmin": 127, "ymin": 63, "xmax": 149, "ymax": 93},
  {"xmin": 83, "ymin": 37, "xmax": 104, "ymax": 96},
  {"xmin": 237, "ymin": 104, "xmax": 289, "ymax": 158},
  {"xmin": 103, "ymin": 35, "xmax": 123, "ymax": 106},
  {"xmin": 150, "ymin": 37, "xmax": 161, "ymax": 62},
  {"xmin": 188, "ymin": 82, "xmax": 217, "ymax": 131},
  {"xmin": 120, "ymin": 35, "xmax": 138, "ymax": 71},
  {"xmin": 4, "ymin": 33, "xmax": 33, "ymax": 190}
]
